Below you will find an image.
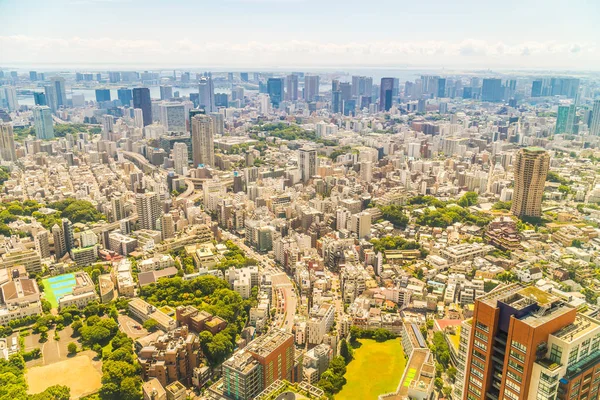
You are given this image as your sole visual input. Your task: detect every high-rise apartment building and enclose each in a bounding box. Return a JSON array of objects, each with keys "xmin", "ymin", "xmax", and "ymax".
[
  {"xmin": 191, "ymin": 114, "xmax": 215, "ymax": 168},
  {"xmin": 0, "ymin": 123, "xmax": 16, "ymax": 162},
  {"xmin": 198, "ymin": 77, "xmax": 215, "ymax": 113},
  {"xmin": 173, "ymin": 142, "xmax": 188, "ymax": 175},
  {"xmin": 34, "ymin": 230, "xmax": 50, "ymax": 259},
  {"xmin": 461, "ymin": 283, "xmax": 600, "ymax": 400},
  {"xmin": 380, "ymin": 78, "xmax": 395, "ymax": 111},
  {"xmin": 52, "ymin": 223, "xmax": 66, "ymax": 259},
  {"xmin": 50, "ymin": 77, "xmax": 67, "ymax": 108},
  {"xmin": 298, "ymin": 147, "xmax": 317, "ymax": 183},
  {"xmin": 304, "ymin": 75, "xmax": 320, "ymax": 102},
  {"xmin": 44, "ymin": 85, "xmax": 57, "ymax": 111},
  {"xmin": 286, "ymin": 74, "xmax": 299, "ymax": 101},
  {"xmin": 511, "ymin": 147, "xmax": 550, "ymax": 218},
  {"xmin": 1, "ymin": 87, "xmax": 18, "ymax": 111},
  {"xmin": 133, "ymin": 87, "xmax": 153, "ymax": 126},
  {"xmin": 136, "ymin": 192, "xmax": 162, "ymax": 231},
  {"xmin": 159, "ymin": 103, "xmax": 186, "ymax": 132},
  {"xmin": 62, "ymin": 218, "xmax": 74, "ymax": 254},
  {"xmin": 32, "ymin": 106, "xmax": 55, "ymax": 140},
  {"xmin": 160, "ymin": 85, "xmax": 173, "ymax": 100},
  {"xmin": 590, "ymin": 100, "xmax": 600, "ymax": 136},
  {"xmin": 556, "ymin": 105, "xmax": 576, "ymax": 134},
  {"xmin": 160, "ymin": 214, "xmax": 175, "ymax": 240}
]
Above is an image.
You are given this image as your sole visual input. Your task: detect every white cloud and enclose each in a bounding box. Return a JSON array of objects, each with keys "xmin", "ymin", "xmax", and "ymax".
[{"xmin": 0, "ymin": 35, "xmax": 597, "ymax": 69}]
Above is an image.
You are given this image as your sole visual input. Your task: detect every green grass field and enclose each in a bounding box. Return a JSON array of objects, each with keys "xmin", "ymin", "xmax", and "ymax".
[
  {"xmin": 337, "ymin": 338, "xmax": 407, "ymax": 400},
  {"xmin": 42, "ymin": 273, "xmax": 76, "ymax": 309}
]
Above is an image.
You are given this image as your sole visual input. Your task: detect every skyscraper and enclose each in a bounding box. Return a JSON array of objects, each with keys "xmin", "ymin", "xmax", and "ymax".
[
  {"xmin": 0, "ymin": 123, "xmax": 17, "ymax": 162},
  {"xmin": 380, "ymin": 78, "xmax": 395, "ymax": 111},
  {"xmin": 267, "ymin": 78, "xmax": 284, "ymax": 108},
  {"xmin": 555, "ymin": 105, "xmax": 572, "ymax": 134},
  {"xmin": 481, "ymin": 78, "xmax": 503, "ymax": 102},
  {"xmin": 299, "ymin": 147, "xmax": 317, "ymax": 182},
  {"xmin": 62, "ymin": 218, "xmax": 74, "ymax": 254},
  {"xmin": 590, "ymin": 100, "xmax": 600, "ymax": 136},
  {"xmin": 531, "ymin": 79, "xmax": 543, "ymax": 97},
  {"xmin": 117, "ymin": 88, "xmax": 133, "ymax": 107},
  {"xmin": 173, "ymin": 142, "xmax": 188, "ymax": 175},
  {"xmin": 135, "ymin": 192, "xmax": 162, "ymax": 231},
  {"xmin": 304, "ymin": 75, "xmax": 320, "ymax": 102},
  {"xmin": 511, "ymin": 147, "xmax": 550, "ymax": 218},
  {"xmin": 44, "ymin": 85, "xmax": 57, "ymax": 111},
  {"xmin": 191, "ymin": 114, "xmax": 215, "ymax": 167},
  {"xmin": 95, "ymin": 89, "xmax": 111, "ymax": 103},
  {"xmin": 160, "ymin": 214, "xmax": 175, "ymax": 240},
  {"xmin": 133, "ymin": 88, "xmax": 152, "ymax": 126},
  {"xmin": 159, "ymin": 103, "xmax": 186, "ymax": 132},
  {"xmin": 198, "ymin": 77, "xmax": 215, "ymax": 113},
  {"xmin": 332, "ymin": 91, "xmax": 342, "ymax": 114},
  {"xmin": 32, "ymin": 106, "xmax": 55, "ymax": 140},
  {"xmin": 35, "ymin": 230, "xmax": 50, "ymax": 259},
  {"xmin": 461, "ymin": 283, "xmax": 600, "ymax": 400},
  {"xmin": 50, "ymin": 76, "xmax": 67, "ymax": 108},
  {"xmin": 33, "ymin": 92, "xmax": 46, "ymax": 106},
  {"xmin": 286, "ymin": 74, "xmax": 299, "ymax": 101},
  {"xmin": 160, "ymin": 85, "xmax": 173, "ymax": 100},
  {"xmin": 52, "ymin": 224, "xmax": 66, "ymax": 259},
  {"xmin": 1, "ymin": 87, "xmax": 18, "ymax": 111}
]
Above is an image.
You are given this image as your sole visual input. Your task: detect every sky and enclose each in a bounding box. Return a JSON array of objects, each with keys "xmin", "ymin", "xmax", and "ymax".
[{"xmin": 0, "ymin": 0, "xmax": 599, "ymax": 70}]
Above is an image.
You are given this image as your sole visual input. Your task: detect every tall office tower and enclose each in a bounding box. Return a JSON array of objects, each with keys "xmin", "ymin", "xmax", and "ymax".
[
  {"xmin": 173, "ymin": 142, "xmax": 188, "ymax": 175},
  {"xmin": 191, "ymin": 114, "xmax": 215, "ymax": 167},
  {"xmin": 160, "ymin": 214, "xmax": 175, "ymax": 240},
  {"xmin": 108, "ymin": 71, "xmax": 121, "ymax": 83},
  {"xmin": 33, "ymin": 92, "xmax": 46, "ymax": 106},
  {"xmin": 350, "ymin": 76, "xmax": 373, "ymax": 98},
  {"xmin": 531, "ymin": 79, "xmax": 543, "ymax": 97},
  {"xmin": 565, "ymin": 104, "xmax": 577, "ymax": 134},
  {"xmin": 298, "ymin": 146, "xmax": 317, "ymax": 182},
  {"xmin": 379, "ymin": 78, "xmax": 395, "ymax": 111},
  {"xmin": 50, "ymin": 77, "xmax": 67, "ymax": 108},
  {"xmin": 102, "ymin": 115, "xmax": 114, "ymax": 139},
  {"xmin": 511, "ymin": 147, "xmax": 550, "ymax": 218},
  {"xmin": 209, "ymin": 112, "xmax": 224, "ymax": 135},
  {"xmin": 95, "ymin": 89, "xmax": 111, "ymax": 103},
  {"xmin": 44, "ymin": 84, "xmax": 57, "ymax": 111},
  {"xmin": 52, "ymin": 223, "xmax": 66, "ymax": 258},
  {"xmin": 332, "ymin": 79, "xmax": 340, "ymax": 92},
  {"xmin": 1, "ymin": 87, "xmax": 18, "ymax": 111},
  {"xmin": 304, "ymin": 75, "xmax": 320, "ymax": 102},
  {"xmin": 590, "ymin": 100, "xmax": 600, "ymax": 136},
  {"xmin": 160, "ymin": 85, "xmax": 173, "ymax": 100},
  {"xmin": 286, "ymin": 74, "xmax": 299, "ymax": 101},
  {"xmin": 159, "ymin": 103, "xmax": 186, "ymax": 131},
  {"xmin": 117, "ymin": 88, "xmax": 133, "ymax": 107},
  {"xmin": 332, "ymin": 91, "xmax": 342, "ymax": 113},
  {"xmin": 437, "ymin": 78, "xmax": 446, "ymax": 98},
  {"xmin": 0, "ymin": 123, "xmax": 17, "ymax": 162},
  {"xmin": 555, "ymin": 105, "xmax": 572, "ymax": 134},
  {"xmin": 34, "ymin": 230, "xmax": 50, "ymax": 259},
  {"xmin": 62, "ymin": 218, "xmax": 74, "ymax": 253},
  {"xmin": 29, "ymin": 71, "xmax": 38, "ymax": 81},
  {"xmin": 215, "ymin": 93, "xmax": 228, "ymax": 107},
  {"xmin": 133, "ymin": 108, "xmax": 144, "ymax": 129},
  {"xmin": 111, "ymin": 193, "xmax": 125, "ymax": 222},
  {"xmin": 462, "ymin": 283, "xmax": 600, "ymax": 400},
  {"xmin": 133, "ymin": 88, "xmax": 152, "ymax": 126},
  {"xmin": 32, "ymin": 106, "xmax": 55, "ymax": 140},
  {"xmin": 136, "ymin": 192, "xmax": 162, "ymax": 231},
  {"xmin": 198, "ymin": 76, "xmax": 215, "ymax": 112},
  {"xmin": 481, "ymin": 78, "xmax": 503, "ymax": 102},
  {"xmin": 240, "ymin": 72, "xmax": 249, "ymax": 82},
  {"xmin": 340, "ymin": 82, "xmax": 352, "ymax": 101},
  {"xmin": 267, "ymin": 78, "xmax": 284, "ymax": 108}
]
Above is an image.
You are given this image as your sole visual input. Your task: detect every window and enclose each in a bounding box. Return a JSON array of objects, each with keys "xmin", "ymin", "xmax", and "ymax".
[
  {"xmin": 509, "ymin": 359, "xmax": 524, "ymax": 373},
  {"xmin": 505, "ymin": 379, "xmax": 521, "ymax": 393},
  {"xmin": 511, "ymin": 340, "xmax": 527, "ymax": 352},
  {"xmin": 472, "ymin": 368, "xmax": 484, "ymax": 379},
  {"xmin": 569, "ymin": 347, "xmax": 579, "ymax": 367},
  {"xmin": 475, "ymin": 330, "xmax": 488, "ymax": 342},
  {"xmin": 472, "ymin": 358, "xmax": 485, "ymax": 371},
  {"xmin": 510, "ymin": 349, "xmax": 525, "ymax": 363},
  {"xmin": 504, "ymin": 388, "xmax": 519, "ymax": 400},
  {"xmin": 474, "ymin": 349, "xmax": 486, "ymax": 362},
  {"xmin": 507, "ymin": 370, "xmax": 522, "ymax": 383},
  {"xmin": 550, "ymin": 344, "xmax": 563, "ymax": 364},
  {"xmin": 474, "ymin": 340, "xmax": 487, "ymax": 351},
  {"xmin": 476, "ymin": 321, "xmax": 489, "ymax": 332},
  {"xmin": 469, "ymin": 376, "xmax": 482, "ymax": 389},
  {"xmin": 469, "ymin": 385, "xmax": 482, "ymax": 397}
]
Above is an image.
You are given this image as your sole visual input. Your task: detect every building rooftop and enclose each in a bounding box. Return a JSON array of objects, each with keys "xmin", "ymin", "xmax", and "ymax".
[{"xmin": 246, "ymin": 329, "xmax": 292, "ymax": 359}]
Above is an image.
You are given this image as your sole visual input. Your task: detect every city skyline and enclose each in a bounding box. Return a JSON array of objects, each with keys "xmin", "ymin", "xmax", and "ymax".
[{"xmin": 1, "ymin": 0, "xmax": 599, "ymax": 69}]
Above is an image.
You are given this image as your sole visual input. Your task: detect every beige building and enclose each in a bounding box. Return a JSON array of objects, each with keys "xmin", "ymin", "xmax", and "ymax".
[{"xmin": 511, "ymin": 147, "xmax": 550, "ymax": 218}]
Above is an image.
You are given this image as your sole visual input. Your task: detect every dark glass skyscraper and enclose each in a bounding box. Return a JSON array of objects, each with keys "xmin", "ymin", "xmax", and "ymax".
[
  {"xmin": 117, "ymin": 88, "xmax": 133, "ymax": 107},
  {"xmin": 380, "ymin": 78, "xmax": 395, "ymax": 111},
  {"xmin": 267, "ymin": 78, "xmax": 284, "ymax": 108},
  {"xmin": 481, "ymin": 78, "xmax": 503, "ymax": 102},
  {"xmin": 95, "ymin": 89, "xmax": 111, "ymax": 103},
  {"xmin": 33, "ymin": 92, "xmax": 46, "ymax": 106},
  {"xmin": 133, "ymin": 87, "xmax": 152, "ymax": 126}
]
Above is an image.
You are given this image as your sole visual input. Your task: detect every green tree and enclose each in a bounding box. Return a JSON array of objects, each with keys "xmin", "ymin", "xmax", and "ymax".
[
  {"xmin": 142, "ymin": 318, "xmax": 159, "ymax": 332},
  {"xmin": 457, "ymin": 191, "xmax": 478, "ymax": 207},
  {"xmin": 67, "ymin": 342, "xmax": 77, "ymax": 355},
  {"xmin": 340, "ymin": 339, "xmax": 353, "ymax": 364}
]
